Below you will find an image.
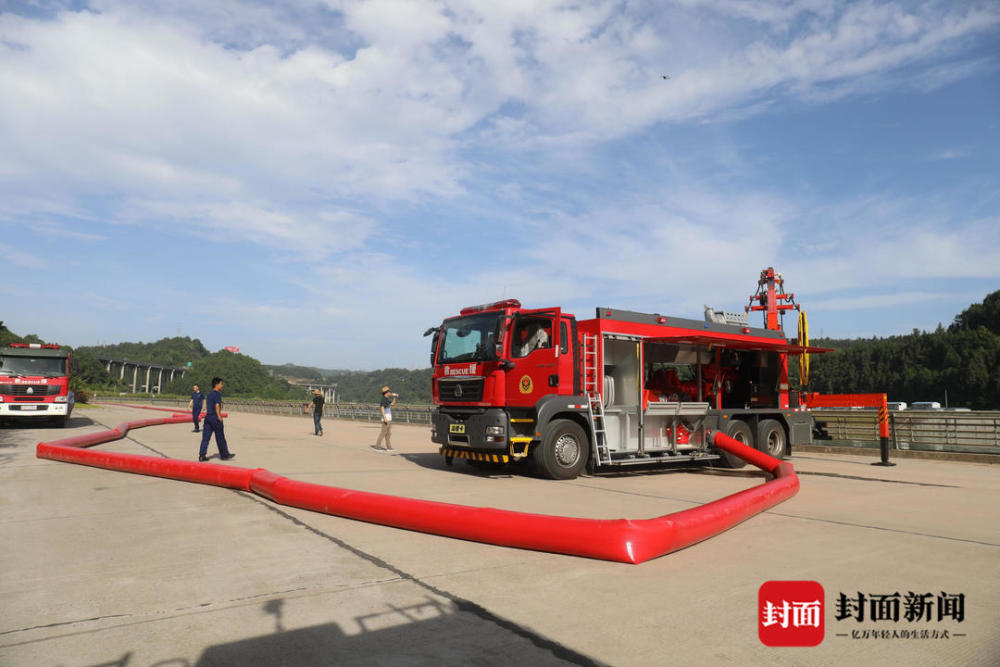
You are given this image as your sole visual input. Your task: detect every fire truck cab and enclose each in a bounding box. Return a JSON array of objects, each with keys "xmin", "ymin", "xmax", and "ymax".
[
  {"xmin": 429, "ymin": 271, "xmax": 826, "ymax": 479},
  {"xmin": 0, "ymin": 343, "xmax": 75, "ymax": 427}
]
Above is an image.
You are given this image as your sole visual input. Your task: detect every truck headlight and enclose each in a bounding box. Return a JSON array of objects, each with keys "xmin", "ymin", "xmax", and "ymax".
[
  {"xmin": 485, "ymin": 426, "xmax": 504, "ymax": 436},
  {"xmin": 55, "ymin": 396, "xmax": 68, "ymax": 403}
]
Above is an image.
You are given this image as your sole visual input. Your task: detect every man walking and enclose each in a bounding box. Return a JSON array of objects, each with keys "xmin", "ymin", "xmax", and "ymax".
[
  {"xmin": 311, "ymin": 388, "xmax": 325, "ymax": 436},
  {"xmin": 187, "ymin": 384, "xmax": 205, "ymax": 432},
  {"xmin": 372, "ymin": 386, "xmax": 397, "ymax": 453},
  {"xmin": 198, "ymin": 377, "xmax": 235, "ymax": 462}
]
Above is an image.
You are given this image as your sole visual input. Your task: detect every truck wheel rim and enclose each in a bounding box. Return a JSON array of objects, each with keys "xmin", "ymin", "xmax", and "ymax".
[
  {"xmin": 554, "ymin": 434, "xmax": 580, "ymax": 467},
  {"xmin": 765, "ymin": 431, "xmax": 782, "ymax": 456}
]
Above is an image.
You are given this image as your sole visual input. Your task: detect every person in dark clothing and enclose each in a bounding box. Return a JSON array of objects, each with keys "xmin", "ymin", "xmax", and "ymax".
[
  {"xmin": 187, "ymin": 384, "xmax": 205, "ymax": 432},
  {"xmin": 311, "ymin": 389, "xmax": 325, "ymax": 436},
  {"xmin": 198, "ymin": 377, "xmax": 234, "ymax": 462}
]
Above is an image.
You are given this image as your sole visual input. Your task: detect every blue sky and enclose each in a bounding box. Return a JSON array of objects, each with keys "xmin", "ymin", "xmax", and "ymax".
[{"xmin": 1, "ymin": 0, "xmax": 998, "ymax": 369}]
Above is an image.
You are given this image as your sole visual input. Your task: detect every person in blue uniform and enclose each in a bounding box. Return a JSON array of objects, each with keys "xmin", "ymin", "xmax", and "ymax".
[
  {"xmin": 187, "ymin": 384, "xmax": 205, "ymax": 432},
  {"xmin": 198, "ymin": 377, "xmax": 235, "ymax": 462}
]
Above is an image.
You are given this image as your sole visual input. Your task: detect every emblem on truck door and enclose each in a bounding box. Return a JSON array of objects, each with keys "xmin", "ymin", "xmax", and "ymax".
[{"xmin": 519, "ymin": 375, "xmax": 533, "ymax": 394}]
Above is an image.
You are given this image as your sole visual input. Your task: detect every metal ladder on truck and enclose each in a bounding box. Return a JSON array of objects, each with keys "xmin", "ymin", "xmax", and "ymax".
[{"xmin": 583, "ymin": 334, "xmax": 611, "ymax": 467}]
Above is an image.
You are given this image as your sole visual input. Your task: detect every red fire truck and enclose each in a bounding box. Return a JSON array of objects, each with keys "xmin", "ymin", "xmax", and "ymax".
[
  {"xmin": 0, "ymin": 343, "xmax": 75, "ymax": 427},
  {"xmin": 429, "ymin": 268, "xmax": 829, "ymax": 479}
]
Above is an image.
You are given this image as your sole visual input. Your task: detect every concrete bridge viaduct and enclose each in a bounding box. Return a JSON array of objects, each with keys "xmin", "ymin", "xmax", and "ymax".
[
  {"xmin": 288, "ymin": 382, "xmax": 337, "ymax": 403},
  {"xmin": 99, "ymin": 358, "xmax": 188, "ymax": 394}
]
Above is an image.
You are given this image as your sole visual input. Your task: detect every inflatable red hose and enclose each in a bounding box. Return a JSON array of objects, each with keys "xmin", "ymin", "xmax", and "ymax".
[{"xmin": 37, "ymin": 410, "xmax": 797, "ymax": 563}]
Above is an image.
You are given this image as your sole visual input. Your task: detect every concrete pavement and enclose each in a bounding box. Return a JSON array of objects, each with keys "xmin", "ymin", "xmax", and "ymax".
[{"xmin": 1, "ymin": 404, "xmax": 998, "ymax": 666}]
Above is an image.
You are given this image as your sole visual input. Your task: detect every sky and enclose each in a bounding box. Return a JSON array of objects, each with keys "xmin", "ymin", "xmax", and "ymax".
[{"xmin": 1, "ymin": 0, "xmax": 998, "ymax": 370}]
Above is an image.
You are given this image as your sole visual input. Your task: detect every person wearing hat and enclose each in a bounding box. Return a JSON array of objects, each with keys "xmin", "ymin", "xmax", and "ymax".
[
  {"xmin": 311, "ymin": 388, "xmax": 325, "ymax": 436},
  {"xmin": 373, "ymin": 385, "xmax": 397, "ymax": 452}
]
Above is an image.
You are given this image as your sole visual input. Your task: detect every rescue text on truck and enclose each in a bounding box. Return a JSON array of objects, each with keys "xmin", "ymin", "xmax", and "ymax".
[
  {"xmin": 427, "ymin": 269, "xmax": 832, "ymax": 480},
  {"xmin": 0, "ymin": 343, "xmax": 75, "ymax": 427}
]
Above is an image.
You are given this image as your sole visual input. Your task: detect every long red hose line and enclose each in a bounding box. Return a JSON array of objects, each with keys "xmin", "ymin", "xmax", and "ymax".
[{"xmin": 36, "ymin": 404, "xmax": 797, "ymax": 563}]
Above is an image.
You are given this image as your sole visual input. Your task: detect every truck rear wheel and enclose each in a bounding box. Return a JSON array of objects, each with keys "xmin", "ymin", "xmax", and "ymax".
[
  {"xmin": 757, "ymin": 419, "xmax": 786, "ymax": 458},
  {"xmin": 714, "ymin": 419, "xmax": 752, "ymax": 469},
  {"xmin": 534, "ymin": 419, "xmax": 588, "ymax": 480}
]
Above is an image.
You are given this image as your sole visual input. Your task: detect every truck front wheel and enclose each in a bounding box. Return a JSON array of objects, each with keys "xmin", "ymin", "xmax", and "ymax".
[{"xmin": 534, "ymin": 419, "xmax": 589, "ymax": 480}]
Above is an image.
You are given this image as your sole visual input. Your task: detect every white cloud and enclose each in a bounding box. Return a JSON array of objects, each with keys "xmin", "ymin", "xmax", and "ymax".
[
  {"xmin": 2, "ymin": 0, "xmax": 995, "ymax": 247},
  {"xmin": 0, "ymin": 241, "xmax": 46, "ymax": 269}
]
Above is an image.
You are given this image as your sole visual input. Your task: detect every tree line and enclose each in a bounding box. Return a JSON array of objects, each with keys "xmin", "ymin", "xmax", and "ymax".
[
  {"xmin": 4, "ymin": 289, "xmax": 997, "ymax": 408},
  {"xmin": 803, "ymin": 290, "xmax": 1000, "ymax": 409}
]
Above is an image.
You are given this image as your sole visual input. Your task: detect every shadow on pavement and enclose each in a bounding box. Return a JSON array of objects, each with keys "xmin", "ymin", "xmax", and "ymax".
[
  {"xmin": 0, "ymin": 414, "xmax": 94, "ymax": 432},
  {"xmin": 398, "ymin": 452, "xmax": 529, "ymax": 479},
  {"xmin": 192, "ymin": 597, "xmax": 592, "ymax": 667},
  {"xmin": 65, "ymin": 415, "xmax": 96, "ymax": 428}
]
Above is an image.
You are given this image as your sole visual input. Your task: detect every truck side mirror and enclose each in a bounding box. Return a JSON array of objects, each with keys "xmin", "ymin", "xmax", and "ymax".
[{"xmin": 499, "ymin": 360, "xmax": 515, "ymax": 371}]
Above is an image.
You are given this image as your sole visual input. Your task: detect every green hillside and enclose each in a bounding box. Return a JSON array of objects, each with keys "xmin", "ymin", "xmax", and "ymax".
[
  {"xmin": 265, "ymin": 364, "xmax": 433, "ymax": 403},
  {"xmin": 324, "ymin": 368, "xmax": 433, "ymax": 404},
  {"xmin": 79, "ymin": 337, "xmax": 210, "ymax": 368},
  {"xmin": 162, "ymin": 350, "xmax": 309, "ymax": 400},
  {"xmin": 806, "ymin": 291, "xmax": 1000, "ymax": 409}
]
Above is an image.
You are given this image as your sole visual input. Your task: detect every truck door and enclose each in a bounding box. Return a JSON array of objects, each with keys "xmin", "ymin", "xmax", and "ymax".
[
  {"xmin": 506, "ymin": 308, "xmax": 561, "ymax": 408},
  {"xmin": 557, "ymin": 316, "xmax": 579, "ymax": 395}
]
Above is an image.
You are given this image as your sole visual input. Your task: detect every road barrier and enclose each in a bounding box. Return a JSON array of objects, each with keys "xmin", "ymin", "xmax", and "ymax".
[
  {"xmin": 814, "ymin": 409, "xmax": 1000, "ymax": 455},
  {"xmin": 37, "ymin": 407, "xmax": 797, "ymax": 563},
  {"xmin": 100, "ymin": 396, "xmax": 1000, "ymax": 455},
  {"xmin": 108, "ymin": 395, "xmax": 435, "ymax": 424}
]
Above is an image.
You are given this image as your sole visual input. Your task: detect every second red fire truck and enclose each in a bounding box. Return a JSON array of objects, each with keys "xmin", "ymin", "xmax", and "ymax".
[
  {"xmin": 428, "ymin": 268, "xmax": 828, "ymax": 479},
  {"xmin": 0, "ymin": 343, "xmax": 75, "ymax": 427}
]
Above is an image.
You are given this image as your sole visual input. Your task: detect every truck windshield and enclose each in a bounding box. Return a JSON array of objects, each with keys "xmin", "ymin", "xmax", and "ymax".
[
  {"xmin": 436, "ymin": 313, "xmax": 501, "ymax": 364},
  {"xmin": 0, "ymin": 356, "xmax": 67, "ymax": 376}
]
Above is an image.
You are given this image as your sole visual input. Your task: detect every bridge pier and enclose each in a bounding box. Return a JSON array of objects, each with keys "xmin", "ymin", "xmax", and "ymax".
[{"xmin": 97, "ymin": 358, "xmax": 188, "ymax": 394}]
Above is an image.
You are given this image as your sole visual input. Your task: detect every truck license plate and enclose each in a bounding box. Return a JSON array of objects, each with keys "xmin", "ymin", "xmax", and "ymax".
[
  {"xmin": 20, "ymin": 405, "xmax": 37, "ymax": 410},
  {"xmin": 449, "ymin": 424, "xmax": 466, "ymax": 434}
]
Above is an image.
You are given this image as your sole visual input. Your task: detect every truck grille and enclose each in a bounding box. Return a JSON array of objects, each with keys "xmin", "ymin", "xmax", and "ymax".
[
  {"xmin": 0, "ymin": 384, "xmax": 61, "ymax": 396},
  {"xmin": 438, "ymin": 378, "xmax": 484, "ymax": 402}
]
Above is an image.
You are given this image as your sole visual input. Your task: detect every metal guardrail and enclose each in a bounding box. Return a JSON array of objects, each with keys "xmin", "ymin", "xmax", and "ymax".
[
  {"xmin": 104, "ymin": 395, "xmax": 435, "ymax": 425},
  {"xmin": 813, "ymin": 409, "xmax": 1000, "ymax": 455}
]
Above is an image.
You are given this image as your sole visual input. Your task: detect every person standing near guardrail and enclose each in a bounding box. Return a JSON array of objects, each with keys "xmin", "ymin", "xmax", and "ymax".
[
  {"xmin": 199, "ymin": 377, "xmax": 235, "ymax": 462},
  {"xmin": 372, "ymin": 386, "xmax": 397, "ymax": 453},
  {"xmin": 311, "ymin": 389, "xmax": 325, "ymax": 436},
  {"xmin": 187, "ymin": 384, "xmax": 205, "ymax": 432}
]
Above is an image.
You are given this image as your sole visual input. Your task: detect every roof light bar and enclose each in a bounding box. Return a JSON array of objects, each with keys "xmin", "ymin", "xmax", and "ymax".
[{"xmin": 460, "ymin": 299, "xmax": 521, "ymax": 315}]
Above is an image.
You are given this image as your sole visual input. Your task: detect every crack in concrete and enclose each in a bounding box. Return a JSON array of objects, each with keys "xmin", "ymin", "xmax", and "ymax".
[
  {"xmin": 0, "ymin": 614, "xmax": 130, "ymax": 637},
  {"xmin": 796, "ymin": 470, "xmax": 959, "ymax": 487}
]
